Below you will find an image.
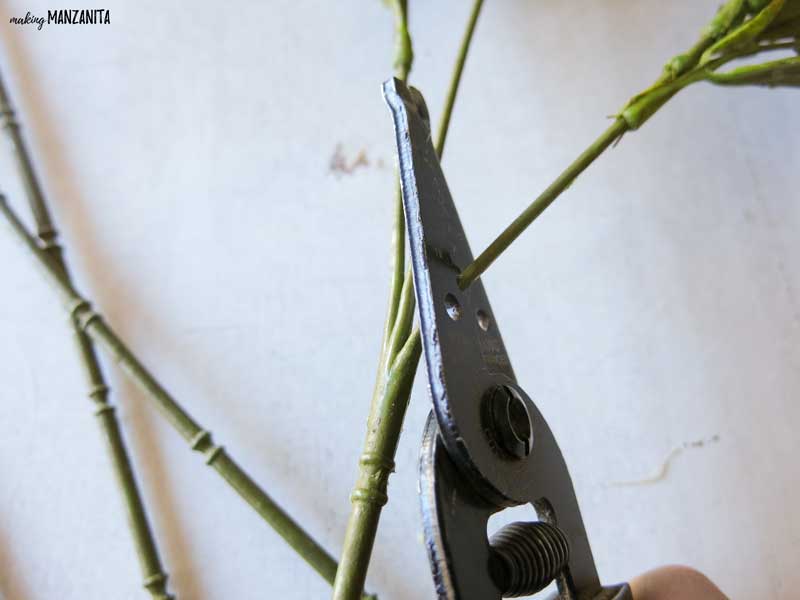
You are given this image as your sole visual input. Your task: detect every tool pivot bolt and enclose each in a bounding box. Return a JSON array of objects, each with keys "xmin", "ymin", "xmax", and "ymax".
[{"xmin": 485, "ymin": 385, "xmax": 533, "ymax": 459}]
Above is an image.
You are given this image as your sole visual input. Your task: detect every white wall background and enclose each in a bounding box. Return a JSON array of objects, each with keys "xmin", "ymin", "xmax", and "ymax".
[{"xmin": 0, "ymin": 1, "xmax": 798, "ymax": 598}]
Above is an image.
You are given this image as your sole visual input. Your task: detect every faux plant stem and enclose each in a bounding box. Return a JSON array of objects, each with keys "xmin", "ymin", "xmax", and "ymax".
[
  {"xmin": 331, "ymin": 335, "xmax": 421, "ymax": 600},
  {"xmin": 332, "ymin": 2, "xmax": 416, "ymax": 597},
  {"xmin": 459, "ymin": 0, "xmax": 800, "ymax": 288},
  {"xmin": 0, "ymin": 197, "xmax": 372, "ymax": 596},
  {"xmin": 385, "ymin": 0, "xmax": 412, "ymax": 340},
  {"xmin": 0, "ymin": 71, "xmax": 174, "ymax": 599},
  {"xmin": 457, "ymin": 118, "xmax": 627, "ymax": 288},
  {"xmin": 435, "ymin": 0, "xmax": 484, "ymax": 158},
  {"xmin": 332, "ymin": 2, "xmax": 485, "ymax": 599}
]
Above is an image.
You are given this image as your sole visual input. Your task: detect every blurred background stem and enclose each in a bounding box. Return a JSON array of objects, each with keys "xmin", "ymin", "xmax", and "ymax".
[
  {"xmin": 0, "ymin": 69, "xmax": 174, "ymax": 600},
  {"xmin": 0, "ymin": 193, "xmax": 376, "ymax": 597}
]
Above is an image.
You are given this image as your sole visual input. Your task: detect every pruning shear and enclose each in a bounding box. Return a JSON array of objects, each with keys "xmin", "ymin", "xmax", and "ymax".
[{"xmin": 383, "ymin": 78, "xmax": 632, "ymax": 600}]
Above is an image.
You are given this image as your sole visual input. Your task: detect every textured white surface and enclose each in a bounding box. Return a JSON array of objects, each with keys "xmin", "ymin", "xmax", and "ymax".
[{"xmin": 0, "ymin": 1, "xmax": 798, "ymax": 599}]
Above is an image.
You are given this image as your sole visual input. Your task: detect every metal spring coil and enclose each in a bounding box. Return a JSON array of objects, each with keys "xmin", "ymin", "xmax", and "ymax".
[{"xmin": 489, "ymin": 521, "xmax": 570, "ymax": 597}]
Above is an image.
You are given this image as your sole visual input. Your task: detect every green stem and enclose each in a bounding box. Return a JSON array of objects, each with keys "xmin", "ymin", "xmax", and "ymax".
[
  {"xmin": 384, "ymin": 267, "xmax": 414, "ymax": 365},
  {"xmin": 383, "ymin": 0, "xmax": 412, "ymax": 356},
  {"xmin": 384, "ymin": 184, "xmax": 406, "ymax": 355},
  {"xmin": 0, "ymin": 70, "xmax": 174, "ymax": 599},
  {"xmin": 332, "ymin": 4, "xmax": 414, "ymax": 598},
  {"xmin": 0, "ymin": 196, "xmax": 372, "ymax": 596},
  {"xmin": 458, "ymin": 0, "xmax": 798, "ymax": 287},
  {"xmin": 333, "ymin": 2, "xmax": 485, "ymax": 598},
  {"xmin": 392, "ymin": 0, "xmax": 413, "ymax": 82},
  {"xmin": 458, "ymin": 118, "xmax": 628, "ymax": 288},
  {"xmin": 435, "ymin": 0, "xmax": 484, "ymax": 157},
  {"xmin": 331, "ymin": 335, "xmax": 421, "ymax": 600}
]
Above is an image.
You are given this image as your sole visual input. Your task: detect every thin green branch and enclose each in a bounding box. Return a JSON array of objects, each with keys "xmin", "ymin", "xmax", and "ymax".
[
  {"xmin": 383, "ymin": 0, "xmax": 412, "ymax": 355},
  {"xmin": 0, "ymin": 195, "xmax": 370, "ymax": 596},
  {"xmin": 0, "ymin": 70, "xmax": 174, "ymax": 599},
  {"xmin": 395, "ymin": 327, "xmax": 421, "ymax": 377},
  {"xmin": 458, "ymin": 118, "xmax": 627, "ymax": 289},
  {"xmin": 435, "ymin": 0, "xmax": 484, "ymax": 157},
  {"xmin": 332, "ymin": 2, "xmax": 415, "ymax": 597},
  {"xmin": 384, "ymin": 267, "xmax": 414, "ymax": 365},
  {"xmin": 333, "ymin": 2, "xmax": 485, "ymax": 598},
  {"xmin": 458, "ymin": 0, "xmax": 799, "ymax": 288},
  {"xmin": 391, "ymin": 0, "xmax": 413, "ymax": 81},
  {"xmin": 707, "ymin": 54, "xmax": 800, "ymax": 85},
  {"xmin": 383, "ymin": 184, "xmax": 406, "ymax": 355}
]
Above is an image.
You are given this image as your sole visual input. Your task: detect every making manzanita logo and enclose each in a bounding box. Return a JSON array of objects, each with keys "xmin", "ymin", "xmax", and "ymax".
[{"xmin": 9, "ymin": 9, "xmax": 110, "ymax": 30}]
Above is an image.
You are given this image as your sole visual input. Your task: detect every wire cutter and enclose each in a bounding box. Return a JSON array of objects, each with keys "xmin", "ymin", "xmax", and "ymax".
[{"xmin": 383, "ymin": 78, "xmax": 632, "ymax": 600}]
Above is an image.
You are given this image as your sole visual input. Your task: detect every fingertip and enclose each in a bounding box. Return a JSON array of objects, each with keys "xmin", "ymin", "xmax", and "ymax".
[{"xmin": 630, "ymin": 565, "xmax": 728, "ymax": 600}]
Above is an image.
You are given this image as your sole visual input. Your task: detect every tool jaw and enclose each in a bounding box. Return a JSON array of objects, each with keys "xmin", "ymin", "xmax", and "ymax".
[{"xmin": 384, "ymin": 77, "xmax": 613, "ymax": 599}]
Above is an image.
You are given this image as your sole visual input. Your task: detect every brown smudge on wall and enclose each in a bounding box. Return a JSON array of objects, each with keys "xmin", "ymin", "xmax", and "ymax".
[{"xmin": 329, "ymin": 144, "xmax": 370, "ymax": 176}]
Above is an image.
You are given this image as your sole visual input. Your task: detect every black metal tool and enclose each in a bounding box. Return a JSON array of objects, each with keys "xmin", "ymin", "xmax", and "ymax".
[{"xmin": 383, "ymin": 78, "xmax": 631, "ymax": 600}]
